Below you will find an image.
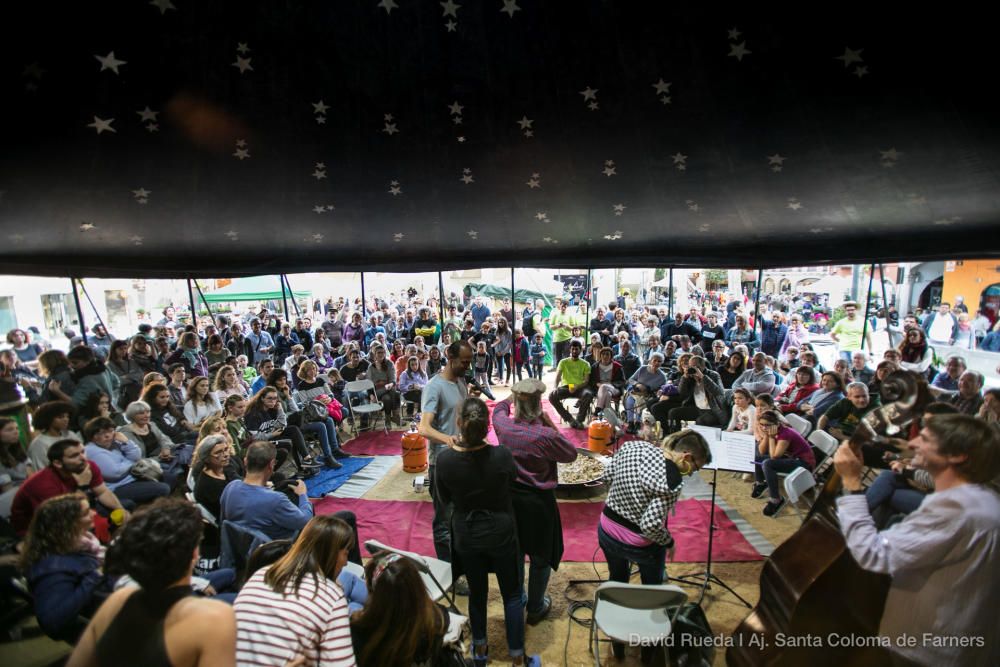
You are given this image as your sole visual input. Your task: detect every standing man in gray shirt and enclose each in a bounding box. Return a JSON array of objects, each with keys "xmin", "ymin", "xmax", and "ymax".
[
  {"xmin": 833, "ymin": 414, "xmax": 1000, "ymax": 666},
  {"xmin": 418, "ymin": 340, "xmax": 472, "ymax": 562}
]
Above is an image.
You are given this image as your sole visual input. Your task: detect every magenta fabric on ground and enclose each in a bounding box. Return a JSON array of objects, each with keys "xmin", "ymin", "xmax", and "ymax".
[{"xmin": 313, "ymin": 497, "xmax": 762, "ymax": 563}]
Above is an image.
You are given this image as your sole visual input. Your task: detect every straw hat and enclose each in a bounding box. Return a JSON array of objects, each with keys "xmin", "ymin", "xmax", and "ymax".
[{"xmin": 511, "ymin": 378, "xmax": 546, "ymax": 396}]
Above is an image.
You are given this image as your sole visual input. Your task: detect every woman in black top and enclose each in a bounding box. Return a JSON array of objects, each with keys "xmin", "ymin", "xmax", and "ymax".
[
  {"xmin": 67, "ymin": 498, "xmax": 235, "ymax": 667},
  {"xmin": 140, "ymin": 384, "xmax": 198, "ymax": 444},
  {"xmin": 339, "ymin": 348, "xmax": 370, "ymax": 383},
  {"xmin": 435, "ymin": 397, "xmax": 537, "ymax": 666},
  {"xmin": 717, "ymin": 351, "xmax": 747, "ymax": 389}
]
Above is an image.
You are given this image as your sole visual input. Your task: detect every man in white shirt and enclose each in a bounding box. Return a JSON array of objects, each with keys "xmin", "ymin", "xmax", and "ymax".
[
  {"xmin": 833, "ymin": 414, "xmax": 1000, "ymax": 666},
  {"xmin": 922, "ymin": 302, "xmax": 958, "ymax": 347}
]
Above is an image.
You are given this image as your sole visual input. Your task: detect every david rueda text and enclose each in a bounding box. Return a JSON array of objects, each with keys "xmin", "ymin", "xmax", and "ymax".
[{"xmin": 627, "ymin": 632, "xmax": 985, "ymax": 650}]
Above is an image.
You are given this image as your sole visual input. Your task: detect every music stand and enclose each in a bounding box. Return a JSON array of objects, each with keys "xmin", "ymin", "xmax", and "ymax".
[{"xmin": 672, "ymin": 464, "xmax": 752, "ymax": 607}]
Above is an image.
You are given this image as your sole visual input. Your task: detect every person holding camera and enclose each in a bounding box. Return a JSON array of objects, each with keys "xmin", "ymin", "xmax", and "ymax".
[{"xmin": 663, "ymin": 356, "xmax": 728, "ymax": 433}]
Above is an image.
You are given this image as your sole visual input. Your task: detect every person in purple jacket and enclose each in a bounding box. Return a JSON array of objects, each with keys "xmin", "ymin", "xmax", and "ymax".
[{"xmin": 751, "ymin": 409, "xmax": 815, "ymax": 516}]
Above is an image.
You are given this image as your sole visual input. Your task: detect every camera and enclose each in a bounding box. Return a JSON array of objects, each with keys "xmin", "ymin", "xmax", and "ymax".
[{"xmin": 686, "ymin": 367, "xmax": 698, "ymax": 376}]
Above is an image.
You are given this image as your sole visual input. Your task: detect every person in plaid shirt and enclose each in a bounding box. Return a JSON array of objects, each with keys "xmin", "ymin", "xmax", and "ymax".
[
  {"xmin": 596, "ymin": 430, "xmax": 711, "ymax": 658},
  {"xmin": 492, "ymin": 378, "xmax": 577, "ymax": 626}
]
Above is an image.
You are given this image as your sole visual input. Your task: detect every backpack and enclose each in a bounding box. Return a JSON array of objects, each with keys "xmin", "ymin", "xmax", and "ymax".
[{"xmin": 521, "ymin": 308, "xmax": 536, "ymax": 338}]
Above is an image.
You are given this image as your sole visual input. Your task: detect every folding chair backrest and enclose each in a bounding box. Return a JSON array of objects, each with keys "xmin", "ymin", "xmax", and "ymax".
[
  {"xmin": 345, "ymin": 379, "xmax": 375, "ymax": 394},
  {"xmin": 595, "ymin": 582, "xmax": 688, "ymax": 610},
  {"xmin": 783, "ymin": 467, "xmax": 817, "ymax": 504},
  {"xmin": 364, "ymin": 538, "xmax": 431, "ymax": 574},
  {"xmin": 785, "ymin": 413, "xmax": 812, "ymax": 438},
  {"xmin": 808, "ymin": 429, "xmax": 839, "ymax": 457}
]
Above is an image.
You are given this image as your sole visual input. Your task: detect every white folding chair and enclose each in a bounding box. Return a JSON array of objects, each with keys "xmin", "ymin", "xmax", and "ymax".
[
  {"xmin": 185, "ymin": 491, "xmax": 218, "ymax": 528},
  {"xmin": 363, "ymin": 539, "xmax": 456, "ymax": 611},
  {"xmin": 589, "ymin": 582, "xmax": 687, "ymax": 666},
  {"xmin": 808, "ymin": 429, "xmax": 840, "ymax": 479},
  {"xmin": 781, "ymin": 467, "xmax": 818, "ymax": 519},
  {"xmin": 341, "ymin": 561, "xmax": 365, "ymax": 580},
  {"xmin": 784, "ymin": 412, "xmax": 812, "ymax": 438},
  {"xmin": 344, "ymin": 379, "xmax": 388, "ymax": 436}
]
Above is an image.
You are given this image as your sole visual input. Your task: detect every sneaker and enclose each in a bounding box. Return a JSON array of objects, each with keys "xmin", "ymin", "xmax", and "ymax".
[
  {"xmin": 472, "ymin": 646, "xmax": 488, "ymax": 667},
  {"xmin": 324, "ymin": 457, "xmax": 343, "ymax": 469},
  {"xmin": 750, "ymin": 482, "xmax": 768, "ymax": 499},
  {"xmin": 526, "ymin": 595, "xmax": 552, "ymax": 625},
  {"xmin": 763, "ymin": 497, "xmax": 786, "ymax": 517},
  {"xmin": 332, "ymin": 448, "xmax": 352, "ymax": 459},
  {"xmin": 524, "ymin": 656, "xmax": 542, "ymax": 667},
  {"xmin": 453, "ymin": 576, "xmax": 469, "ymax": 596}
]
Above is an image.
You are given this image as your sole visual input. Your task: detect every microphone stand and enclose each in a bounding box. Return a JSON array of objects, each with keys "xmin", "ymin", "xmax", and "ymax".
[{"xmin": 672, "ymin": 465, "xmax": 751, "ymax": 608}]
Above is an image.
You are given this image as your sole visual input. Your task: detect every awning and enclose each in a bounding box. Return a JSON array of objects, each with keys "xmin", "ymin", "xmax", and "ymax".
[{"xmin": 201, "ymin": 276, "xmax": 311, "ymax": 303}]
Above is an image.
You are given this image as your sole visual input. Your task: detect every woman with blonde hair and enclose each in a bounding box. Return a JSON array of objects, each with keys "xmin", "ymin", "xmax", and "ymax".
[
  {"xmin": 212, "ymin": 364, "xmax": 248, "ymax": 401},
  {"xmin": 233, "ymin": 515, "xmax": 356, "ymax": 666}
]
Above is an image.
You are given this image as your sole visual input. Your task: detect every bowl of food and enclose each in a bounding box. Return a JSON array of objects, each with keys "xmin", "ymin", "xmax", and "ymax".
[{"xmin": 557, "ymin": 448, "xmax": 609, "ymax": 488}]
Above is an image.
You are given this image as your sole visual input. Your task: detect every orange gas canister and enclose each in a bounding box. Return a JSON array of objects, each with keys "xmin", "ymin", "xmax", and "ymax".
[
  {"xmin": 587, "ymin": 417, "xmax": 613, "ymax": 455},
  {"xmin": 401, "ymin": 425, "xmax": 428, "ymax": 473}
]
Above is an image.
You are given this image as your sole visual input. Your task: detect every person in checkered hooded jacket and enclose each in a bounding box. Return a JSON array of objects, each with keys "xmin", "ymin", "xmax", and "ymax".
[{"xmin": 597, "ymin": 430, "xmax": 711, "ymax": 581}]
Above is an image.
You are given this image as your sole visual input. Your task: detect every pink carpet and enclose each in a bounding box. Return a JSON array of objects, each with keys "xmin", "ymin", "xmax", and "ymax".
[
  {"xmin": 341, "ymin": 398, "xmax": 637, "ymax": 455},
  {"xmin": 313, "ymin": 497, "xmax": 762, "ymax": 562}
]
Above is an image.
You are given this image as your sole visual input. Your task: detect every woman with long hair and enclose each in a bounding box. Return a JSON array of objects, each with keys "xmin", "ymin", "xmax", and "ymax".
[
  {"xmin": 717, "ymin": 349, "xmax": 747, "ymax": 388},
  {"xmin": 397, "ymin": 355, "xmax": 428, "ymax": 420},
  {"xmin": 367, "ymin": 345, "xmax": 400, "ymax": 424},
  {"xmin": 164, "ymin": 331, "xmax": 209, "ymax": 378},
  {"xmin": 351, "ymin": 555, "xmax": 454, "ymax": 667},
  {"xmin": 390, "ymin": 338, "xmax": 406, "ymax": 364},
  {"xmin": 106, "ymin": 339, "xmax": 145, "ymax": 407},
  {"xmin": 76, "ymin": 390, "xmax": 125, "ymax": 431},
  {"xmin": 233, "ymin": 515, "xmax": 356, "ymax": 666},
  {"xmin": 427, "ymin": 344, "xmax": 445, "ymax": 377},
  {"xmin": 141, "ymin": 383, "xmax": 198, "ymax": 445},
  {"xmin": 897, "ymin": 327, "xmax": 933, "ymax": 373},
  {"xmin": 20, "ymin": 493, "xmax": 115, "ymax": 641},
  {"xmin": 1, "ymin": 417, "xmax": 32, "ymax": 517},
  {"xmin": 243, "ymin": 386, "xmax": 316, "ymax": 470},
  {"xmin": 67, "ymin": 498, "xmax": 236, "ymax": 667},
  {"xmin": 183, "ymin": 376, "xmax": 223, "ymax": 428},
  {"xmin": 436, "ymin": 397, "xmax": 537, "ymax": 666},
  {"xmin": 37, "ymin": 349, "xmax": 76, "ymax": 403},
  {"xmin": 6, "ymin": 327, "xmax": 44, "ymax": 368},
  {"xmin": 492, "ymin": 317, "xmax": 513, "ymax": 386},
  {"xmin": 775, "ymin": 366, "xmax": 821, "ymax": 415},
  {"xmin": 212, "ymin": 364, "xmax": 248, "ymax": 401},
  {"xmin": 191, "ymin": 435, "xmax": 240, "ymax": 526}
]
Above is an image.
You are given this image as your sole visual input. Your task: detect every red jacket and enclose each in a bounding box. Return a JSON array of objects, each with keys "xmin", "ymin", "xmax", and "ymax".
[{"xmin": 777, "ymin": 382, "xmax": 820, "ymax": 414}]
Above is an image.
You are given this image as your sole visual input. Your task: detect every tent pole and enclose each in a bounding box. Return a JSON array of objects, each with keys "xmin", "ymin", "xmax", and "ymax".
[
  {"xmin": 360, "ymin": 273, "xmax": 367, "ymax": 319},
  {"xmin": 282, "ymin": 275, "xmax": 302, "ymax": 317},
  {"xmin": 667, "ymin": 268, "xmax": 674, "ymax": 317},
  {"xmin": 187, "ymin": 278, "xmax": 199, "ymax": 332},
  {"xmin": 279, "ymin": 274, "xmax": 291, "ymax": 324},
  {"xmin": 878, "ymin": 263, "xmax": 893, "ymax": 348},
  {"xmin": 70, "ymin": 277, "xmax": 88, "ymax": 345},
  {"xmin": 751, "ymin": 269, "xmax": 764, "ymax": 338},
  {"xmin": 585, "ymin": 268, "xmax": 592, "ymax": 339},
  {"xmin": 438, "ymin": 271, "xmax": 446, "ymax": 326},
  {"xmin": 192, "ymin": 280, "xmax": 213, "ymax": 323},
  {"xmin": 76, "ymin": 279, "xmax": 107, "ymax": 334},
  {"xmin": 509, "ymin": 268, "xmax": 515, "ymax": 327},
  {"xmin": 861, "ymin": 264, "xmax": 876, "ymax": 354}
]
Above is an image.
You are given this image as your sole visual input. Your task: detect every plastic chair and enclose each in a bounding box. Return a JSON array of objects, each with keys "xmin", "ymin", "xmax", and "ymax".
[
  {"xmin": 589, "ymin": 582, "xmax": 688, "ymax": 666},
  {"xmin": 784, "ymin": 413, "xmax": 812, "ymax": 438},
  {"xmin": 363, "ymin": 538, "xmax": 456, "ymax": 610},
  {"xmin": 808, "ymin": 429, "xmax": 840, "ymax": 479},
  {"xmin": 782, "ymin": 467, "xmax": 818, "ymax": 519},
  {"xmin": 185, "ymin": 491, "xmax": 218, "ymax": 528},
  {"xmin": 344, "ymin": 379, "xmax": 388, "ymax": 436}
]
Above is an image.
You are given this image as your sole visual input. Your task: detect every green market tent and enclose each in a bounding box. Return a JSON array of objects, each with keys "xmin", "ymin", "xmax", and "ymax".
[
  {"xmin": 201, "ymin": 276, "xmax": 311, "ymax": 304},
  {"xmin": 463, "ymin": 283, "xmax": 558, "ymax": 306}
]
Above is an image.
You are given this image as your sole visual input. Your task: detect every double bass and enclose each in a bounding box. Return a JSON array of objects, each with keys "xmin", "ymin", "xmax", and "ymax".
[{"xmin": 727, "ymin": 371, "xmax": 933, "ymax": 666}]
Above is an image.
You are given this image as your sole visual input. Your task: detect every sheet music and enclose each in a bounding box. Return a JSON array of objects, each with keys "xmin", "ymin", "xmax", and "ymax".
[{"xmin": 702, "ymin": 430, "xmax": 757, "ymax": 473}]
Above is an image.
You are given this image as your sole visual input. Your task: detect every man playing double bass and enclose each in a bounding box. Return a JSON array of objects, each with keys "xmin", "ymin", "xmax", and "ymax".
[
  {"xmin": 833, "ymin": 414, "xmax": 1000, "ymax": 666},
  {"xmin": 491, "ymin": 378, "xmax": 577, "ymax": 625}
]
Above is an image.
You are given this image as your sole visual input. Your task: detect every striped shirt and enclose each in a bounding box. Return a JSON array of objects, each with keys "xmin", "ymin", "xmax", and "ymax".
[{"xmin": 234, "ymin": 566, "xmax": 356, "ymax": 667}]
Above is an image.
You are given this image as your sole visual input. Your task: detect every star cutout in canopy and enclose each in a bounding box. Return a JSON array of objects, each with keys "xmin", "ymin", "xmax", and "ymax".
[
  {"xmin": 672, "ymin": 152, "xmax": 688, "ymax": 170},
  {"xmin": 836, "ymin": 47, "xmax": 864, "ymax": 67},
  {"xmin": 95, "ymin": 51, "xmax": 127, "ymax": 74},
  {"xmin": 526, "ymin": 173, "xmax": 541, "ymax": 188},
  {"xmin": 232, "ymin": 56, "xmax": 253, "ymax": 73},
  {"xmin": 233, "ymin": 147, "xmax": 250, "ymax": 160},
  {"xmin": 236, "ymin": 43, "xmax": 250, "ymax": 55},
  {"xmin": 312, "ymin": 233, "xmax": 324, "ymax": 242},
  {"xmin": 88, "ymin": 116, "xmax": 116, "ymax": 134},
  {"xmin": 517, "ymin": 116, "xmax": 533, "ymax": 130},
  {"xmin": 441, "ymin": 1, "xmax": 460, "ymax": 18},
  {"xmin": 137, "ymin": 107, "xmax": 158, "ymax": 123},
  {"xmin": 145, "ymin": 123, "xmax": 159, "ymax": 132},
  {"xmin": 449, "ymin": 101, "xmax": 464, "ymax": 115},
  {"xmin": 613, "ymin": 203, "xmax": 626, "ymax": 215},
  {"xmin": 728, "ymin": 27, "xmax": 742, "ymax": 40},
  {"xmin": 315, "ymin": 162, "xmax": 326, "ymax": 169},
  {"xmin": 880, "ymin": 148, "xmax": 901, "ymax": 161},
  {"xmin": 130, "ymin": 235, "xmax": 144, "ymax": 245},
  {"xmin": 535, "ymin": 212, "xmax": 549, "ymax": 222},
  {"xmin": 580, "ymin": 86, "xmax": 598, "ymax": 101},
  {"xmin": 460, "ymin": 169, "xmax": 475, "ymax": 184},
  {"xmin": 389, "ymin": 180, "xmax": 402, "ymax": 196},
  {"xmin": 500, "ymin": 1, "xmax": 521, "ymax": 18},
  {"xmin": 313, "ymin": 100, "xmax": 329, "ymax": 114},
  {"xmin": 652, "ymin": 78, "xmax": 671, "ymax": 95},
  {"xmin": 393, "ymin": 232, "xmax": 405, "ymax": 241},
  {"xmin": 313, "ymin": 205, "xmax": 327, "ymax": 214},
  {"xmin": 149, "ymin": 0, "xmax": 175, "ymax": 14},
  {"xmin": 728, "ymin": 42, "xmax": 751, "ymax": 61},
  {"xmin": 235, "ymin": 139, "xmax": 247, "ymax": 147},
  {"xmin": 378, "ymin": 0, "xmax": 398, "ymax": 14},
  {"xmin": 225, "ymin": 230, "xmax": 239, "ymax": 240},
  {"xmin": 132, "ymin": 188, "xmax": 151, "ymax": 199},
  {"xmin": 786, "ymin": 197, "xmax": 803, "ymax": 210},
  {"xmin": 854, "ymin": 66, "xmax": 869, "ymax": 78},
  {"xmin": 603, "ymin": 230, "xmax": 623, "ymax": 240},
  {"xmin": 22, "ymin": 62, "xmax": 45, "ymax": 79},
  {"xmin": 80, "ymin": 222, "xmax": 96, "ymax": 231},
  {"xmin": 467, "ymin": 230, "xmax": 479, "ymax": 239},
  {"xmin": 445, "ymin": 19, "xmax": 457, "ymax": 32},
  {"xmin": 382, "ymin": 122, "xmax": 398, "ymax": 135},
  {"xmin": 312, "ymin": 167, "xmax": 326, "ymax": 179}
]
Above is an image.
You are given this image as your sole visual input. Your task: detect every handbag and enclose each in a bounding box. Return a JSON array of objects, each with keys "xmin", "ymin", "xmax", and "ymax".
[
  {"xmin": 666, "ymin": 601, "xmax": 715, "ymax": 666},
  {"xmin": 130, "ymin": 457, "xmax": 163, "ymax": 482},
  {"xmin": 302, "ymin": 399, "xmax": 329, "ymax": 423}
]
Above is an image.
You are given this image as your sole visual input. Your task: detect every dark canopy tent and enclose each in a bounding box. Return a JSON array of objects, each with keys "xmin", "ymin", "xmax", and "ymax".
[{"xmin": 2, "ymin": 2, "xmax": 999, "ymax": 278}]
